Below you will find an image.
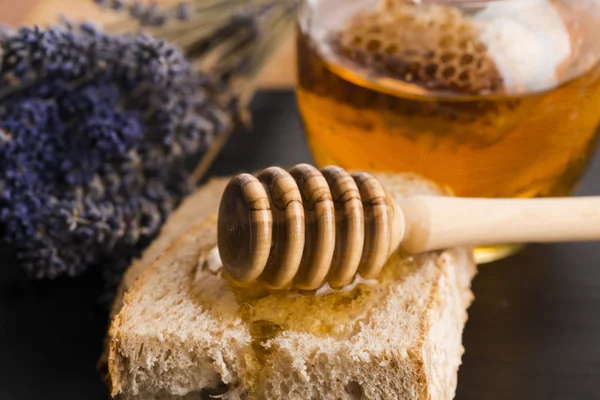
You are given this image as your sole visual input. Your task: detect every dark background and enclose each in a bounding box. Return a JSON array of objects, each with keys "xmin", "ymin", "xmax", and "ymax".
[{"xmin": 1, "ymin": 91, "xmax": 599, "ymax": 399}]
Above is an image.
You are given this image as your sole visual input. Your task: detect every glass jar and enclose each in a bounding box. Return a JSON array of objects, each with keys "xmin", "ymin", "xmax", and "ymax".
[{"xmin": 296, "ymin": 0, "xmax": 600, "ymax": 263}]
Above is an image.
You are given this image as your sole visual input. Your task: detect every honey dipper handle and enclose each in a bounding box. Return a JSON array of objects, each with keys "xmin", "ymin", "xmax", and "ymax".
[{"xmin": 396, "ymin": 196, "xmax": 600, "ymax": 253}]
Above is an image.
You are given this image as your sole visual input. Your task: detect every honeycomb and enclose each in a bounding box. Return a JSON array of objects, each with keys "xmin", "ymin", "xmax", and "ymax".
[{"xmin": 330, "ymin": 0, "xmax": 505, "ymax": 95}]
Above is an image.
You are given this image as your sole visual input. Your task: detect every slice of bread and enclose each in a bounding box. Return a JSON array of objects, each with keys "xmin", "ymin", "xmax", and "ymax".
[
  {"xmin": 107, "ymin": 172, "xmax": 476, "ymax": 400},
  {"xmin": 98, "ymin": 178, "xmax": 230, "ymax": 382}
]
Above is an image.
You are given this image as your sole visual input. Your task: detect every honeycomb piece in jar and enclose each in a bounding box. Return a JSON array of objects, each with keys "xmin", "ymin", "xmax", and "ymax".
[{"xmin": 330, "ymin": 0, "xmax": 505, "ymax": 95}]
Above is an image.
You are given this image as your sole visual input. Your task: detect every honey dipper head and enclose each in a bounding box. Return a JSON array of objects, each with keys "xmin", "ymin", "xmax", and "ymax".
[{"xmin": 218, "ymin": 164, "xmax": 405, "ymax": 291}]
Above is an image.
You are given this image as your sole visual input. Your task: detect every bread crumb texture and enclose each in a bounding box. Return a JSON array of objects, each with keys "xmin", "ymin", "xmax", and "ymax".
[{"xmin": 108, "ymin": 173, "xmax": 476, "ymax": 400}]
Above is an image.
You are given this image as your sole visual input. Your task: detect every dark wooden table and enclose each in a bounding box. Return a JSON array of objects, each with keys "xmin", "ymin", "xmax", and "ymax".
[{"xmin": 1, "ymin": 91, "xmax": 599, "ymax": 399}]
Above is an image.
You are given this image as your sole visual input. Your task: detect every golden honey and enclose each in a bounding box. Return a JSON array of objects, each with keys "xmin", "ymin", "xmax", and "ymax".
[
  {"xmin": 297, "ymin": 35, "xmax": 600, "ymax": 199},
  {"xmin": 296, "ymin": 0, "xmax": 600, "ymax": 261},
  {"xmin": 226, "ymin": 252, "xmax": 419, "ymax": 399}
]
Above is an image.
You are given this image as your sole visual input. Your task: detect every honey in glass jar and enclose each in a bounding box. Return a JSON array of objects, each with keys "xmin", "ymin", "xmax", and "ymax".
[{"xmin": 296, "ymin": 0, "xmax": 600, "ymax": 262}]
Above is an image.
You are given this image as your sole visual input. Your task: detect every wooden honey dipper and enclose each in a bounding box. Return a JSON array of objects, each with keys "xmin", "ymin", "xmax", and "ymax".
[{"xmin": 217, "ymin": 164, "xmax": 600, "ymax": 291}]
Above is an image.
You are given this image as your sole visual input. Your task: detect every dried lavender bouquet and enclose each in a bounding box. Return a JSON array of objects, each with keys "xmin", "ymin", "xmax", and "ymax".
[{"xmin": 0, "ymin": 0, "xmax": 297, "ymax": 287}]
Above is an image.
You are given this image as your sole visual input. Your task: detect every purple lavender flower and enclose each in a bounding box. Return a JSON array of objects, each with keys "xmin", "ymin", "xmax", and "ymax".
[
  {"xmin": 124, "ymin": 1, "xmax": 189, "ymax": 26},
  {"xmin": 140, "ymin": 3, "xmax": 168, "ymax": 27},
  {"xmin": 129, "ymin": 2, "xmax": 144, "ymax": 18},
  {"xmin": 0, "ymin": 0, "xmax": 298, "ymax": 282},
  {"xmin": 111, "ymin": 0, "xmax": 125, "ymax": 11},
  {"xmin": 175, "ymin": 3, "xmax": 191, "ymax": 20},
  {"xmin": 0, "ymin": 24, "xmax": 234, "ymax": 278}
]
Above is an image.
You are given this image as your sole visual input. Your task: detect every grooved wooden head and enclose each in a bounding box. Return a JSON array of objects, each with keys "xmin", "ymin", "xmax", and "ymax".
[
  {"xmin": 217, "ymin": 164, "xmax": 402, "ymax": 291},
  {"xmin": 321, "ymin": 166, "xmax": 364, "ymax": 288},
  {"xmin": 289, "ymin": 164, "xmax": 335, "ymax": 290},
  {"xmin": 256, "ymin": 167, "xmax": 305, "ymax": 289}
]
